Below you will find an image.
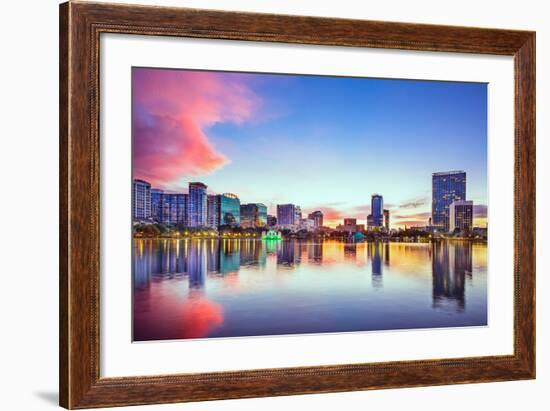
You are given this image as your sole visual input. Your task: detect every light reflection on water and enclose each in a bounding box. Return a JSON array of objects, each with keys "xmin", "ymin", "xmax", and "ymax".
[{"xmin": 133, "ymin": 239, "xmax": 487, "ymax": 341}]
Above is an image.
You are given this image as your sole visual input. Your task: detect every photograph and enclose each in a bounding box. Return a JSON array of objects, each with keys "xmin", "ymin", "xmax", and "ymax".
[{"xmin": 131, "ymin": 67, "xmax": 488, "ymax": 341}]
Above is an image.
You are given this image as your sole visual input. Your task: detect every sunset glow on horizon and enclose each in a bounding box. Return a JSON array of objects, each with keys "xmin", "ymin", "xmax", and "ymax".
[{"xmin": 133, "ymin": 67, "xmax": 488, "ymax": 229}]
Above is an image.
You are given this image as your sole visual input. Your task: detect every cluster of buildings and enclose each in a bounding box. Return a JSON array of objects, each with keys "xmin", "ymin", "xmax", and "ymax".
[
  {"xmin": 429, "ymin": 171, "xmax": 474, "ymax": 233},
  {"xmin": 132, "ymin": 180, "xmax": 325, "ymax": 231},
  {"xmin": 133, "ymin": 169, "xmax": 478, "ymax": 236},
  {"xmin": 133, "ymin": 180, "xmax": 254, "ymax": 229},
  {"xmin": 336, "ymin": 194, "xmax": 391, "ymax": 233}
]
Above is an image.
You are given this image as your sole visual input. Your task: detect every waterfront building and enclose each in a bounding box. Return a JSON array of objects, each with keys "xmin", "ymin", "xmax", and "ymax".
[
  {"xmin": 277, "ymin": 204, "xmax": 298, "ymax": 226},
  {"xmin": 371, "ymin": 194, "xmax": 384, "ymax": 227},
  {"xmin": 337, "ymin": 218, "xmax": 361, "ymax": 233},
  {"xmin": 150, "ymin": 189, "xmax": 164, "ymax": 223},
  {"xmin": 240, "ymin": 203, "xmax": 268, "ymax": 228},
  {"xmin": 299, "ymin": 218, "xmax": 315, "ymax": 231},
  {"xmin": 207, "ymin": 195, "xmax": 219, "ymax": 228},
  {"xmin": 367, "ymin": 214, "xmax": 374, "ymax": 229},
  {"xmin": 168, "ymin": 193, "xmax": 187, "ymax": 225},
  {"xmin": 267, "ymin": 215, "xmax": 277, "ymax": 227},
  {"xmin": 449, "ymin": 200, "xmax": 473, "ymax": 232},
  {"xmin": 294, "ymin": 206, "xmax": 302, "ymax": 225},
  {"xmin": 151, "ymin": 190, "xmax": 187, "ymax": 225},
  {"xmin": 432, "ymin": 171, "xmax": 466, "ymax": 231},
  {"xmin": 217, "ymin": 193, "xmax": 240, "ymax": 227},
  {"xmin": 383, "ymin": 209, "xmax": 390, "ymax": 231},
  {"xmin": 308, "ymin": 210, "xmax": 324, "ymax": 229},
  {"xmin": 344, "ymin": 218, "xmax": 357, "ymax": 226},
  {"xmin": 188, "ymin": 182, "xmax": 207, "ymax": 227},
  {"xmin": 132, "ymin": 179, "xmax": 151, "ymax": 220}
]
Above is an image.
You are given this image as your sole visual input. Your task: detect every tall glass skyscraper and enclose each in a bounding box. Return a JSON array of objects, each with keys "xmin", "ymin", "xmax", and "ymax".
[
  {"xmin": 308, "ymin": 211, "xmax": 324, "ymax": 228},
  {"xmin": 132, "ymin": 179, "xmax": 151, "ymax": 220},
  {"xmin": 150, "ymin": 188, "xmax": 164, "ymax": 223},
  {"xmin": 188, "ymin": 182, "xmax": 207, "ymax": 227},
  {"xmin": 277, "ymin": 204, "xmax": 298, "ymax": 226},
  {"xmin": 150, "ymin": 189, "xmax": 186, "ymax": 225},
  {"xmin": 449, "ymin": 200, "xmax": 473, "ymax": 232},
  {"xmin": 207, "ymin": 195, "xmax": 219, "ymax": 228},
  {"xmin": 168, "ymin": 193, "xmax": 187, "ymax": 225},
  {"xmin": 371, "ymin": 194, "xmax": 384, "ymax": 227},
  {"xmin": 218, "ymin": 193, "xmax": 240, "ymax": 227},
  {"xmin": 432, "ymin": 171, "xmax": 466, "ymax": 231}
]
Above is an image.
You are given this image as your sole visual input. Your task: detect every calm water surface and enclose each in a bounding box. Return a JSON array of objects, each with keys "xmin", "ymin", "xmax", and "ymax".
[{"xmin": 133, "ymin": 239, "xmax": 487, "ymax": 341}]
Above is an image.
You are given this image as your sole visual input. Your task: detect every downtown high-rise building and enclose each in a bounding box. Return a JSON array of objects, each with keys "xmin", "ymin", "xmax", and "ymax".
[
  {"xmin": 150, "ymin": 189, "xmax": 186, "ymax": 225},
  {"xmin": 150, "ymin": 189, "xmax": 165, "ymax": 222},
  {"xmin": 383, "ymin": 209, "xmax": 390, "ymax": 231},
  {"xmin": 240, "ymin": 203, "xmax": 268, "ymax": 228},
  {"xmin": 432, "ymin": 171, "xmax": 466, "ymax": 231},
  {"xmin": 344, "ymin": 218, "xmax": 357, "ymax": 226},
  {"xmin": 369, "ymin": 194, "xmax": 384, "ymax": 228},
  {"xmin": 277, "ymin": 204, "xmax": 298, "ymax": 226},
  {"xmin": 132, "ymin": 179, "xmax": 151, "ymax": 220},
  {"xmin": 294, "ymin": 206, "xmax": 302, "ymax": 225},
  {"xmin": 308, "ymin": 210, "xmax": 324, "ymax": 229},
  {"xmin": 217, "ymin": 193, "xmax": 240, "ymax": 227},
  {"xmin": 207, "ymin": 195, "xmax": 219, "ymax": 228},
  {"xmin": 449, "ymin": 200, "xmax": 473, "ymax": 232},
  {"xmin": 188, "ymin": 182, "xmax": 207, "ymax": 227},
  {"xmin": 168, "ymin": 193, "xmax": 187, "ymax": 225}
]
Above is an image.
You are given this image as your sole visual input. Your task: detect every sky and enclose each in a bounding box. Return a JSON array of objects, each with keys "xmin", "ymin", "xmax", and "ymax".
[{"xmin": 132, "ymin": 67, "xmax": 488, "ymax": 228}]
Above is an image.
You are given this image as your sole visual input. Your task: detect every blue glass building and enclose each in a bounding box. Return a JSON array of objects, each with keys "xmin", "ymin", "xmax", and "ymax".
[
  {"xmin": 150, "ymin": 189, "xmax": 186, "ymax": 225},
  {"xmin": 207, "ymin": 195, "xmax": 219, "ymax": 228},
  {"xmin": 277, "ymin": 204, "xmax": 298, "ymax": 226},
  {"xmin": 188, "ymin": 182, "xmax": 207, "ymax": 227},
  {"xmin": 432, "ymin": 171, "xmax": 466, "ymax": 231},
  {"xmin": 371, "ymin": 194, "xmax": 384, "ymax": 227},
  {"xmin": 218, "ymin": 193, "xmax": 240, "ymax": 227},
  {"xmin": 169, "ymin": 193, "xmax": 187, "ymax": 225},
  {"xmin": 151, "ymin": 190, "xmax": 163, "ymax": 223}
]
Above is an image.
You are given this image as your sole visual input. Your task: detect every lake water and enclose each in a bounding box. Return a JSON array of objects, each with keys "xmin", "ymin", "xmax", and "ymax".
[{"xmin": 133, "ymin": 239, "xmax": 487, "ymax": 341}]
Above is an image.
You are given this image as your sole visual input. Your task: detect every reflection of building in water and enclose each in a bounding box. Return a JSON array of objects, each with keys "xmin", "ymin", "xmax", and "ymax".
[
  {"xmin": 368, "ymin": 243, "xmax": 384, "ymax": 288},
  {"xmin": 264, "ymin": 239, "xmax": 281, "ymax": 255},
  {"xmin": 277, "ymin": 241, "xmax": 300, "ymax": 266},
  {"xmin": 432, "ymin": 242, "xmax": 472, "ymax": 310},
  {"xmin": 308, "ymin": 243, "xmax": 323, "ymax": 264},
  {"xmin": 148, "ymin": 239, "xmax": 194, "ymax": 276},
  {"xmin": 151, "ymin": 240, "xmax": 171, "ymax": 274},
  {"xmin": 206, "ymin": 239, "xmax": 220, "ymax": 273},
  {"xmin": 188, "ymin": 240, "xmax": 207, "ymax": 288},
  {"xmin": 240, "ymin": 240, "xmax": 266, "ymax": 268},
  {"xmin": 384, "ymin": 243, "xmax": 390, "ymax": 266},
  {"xmin": 219, "ymin": 240, "xmax": 241, "ymax": 274},
  {"xmin": 371, "ymin": 244, "xmax": 382, "ymax": 276},
  {"xmin": 344, "ymin": 243, "xmax": 357, "ymax": 261},
  {"xmin": 174, "ymin": 239, "xmax": 188, "ymax": 274},
  {"xmin": 134, "ymin": 240, "xmax": 152, "ymax": 289}
]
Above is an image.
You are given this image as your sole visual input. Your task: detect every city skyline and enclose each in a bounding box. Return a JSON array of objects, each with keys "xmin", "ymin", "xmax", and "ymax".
[
  {"xmin": 133, "ymin": 174, "xmax": 480, "ymax": 234},
  {"xmin": 133, "ymin": 67, "xmax": 488, "ymax": 228}
]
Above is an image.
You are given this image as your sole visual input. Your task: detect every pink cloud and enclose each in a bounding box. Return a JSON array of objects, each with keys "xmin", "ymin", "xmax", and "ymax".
[
  {"xmin": 132, "ymin": 68, "xmax": 261, "ymax": 188},
  {"xmin": 305, "ymin": 207, "xmax": 345, "ymax": 221}
]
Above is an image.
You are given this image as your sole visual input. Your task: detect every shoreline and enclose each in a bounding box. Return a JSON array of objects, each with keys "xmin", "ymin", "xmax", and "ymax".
[{"xmin": 132, "ymin": 235, "xmax": 487, "ymax": 244}]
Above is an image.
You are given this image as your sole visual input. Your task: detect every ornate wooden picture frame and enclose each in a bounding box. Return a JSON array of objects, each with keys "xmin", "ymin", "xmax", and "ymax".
[{"xmin": 59, "ymin": 1, "xmax": 535, "ymax": 408}]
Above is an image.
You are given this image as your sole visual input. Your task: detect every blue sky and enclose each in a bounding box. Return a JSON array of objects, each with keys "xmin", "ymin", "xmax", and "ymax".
[{"xmin": 134, "ymin": 68, "xmax": 487, "ymax": 228}]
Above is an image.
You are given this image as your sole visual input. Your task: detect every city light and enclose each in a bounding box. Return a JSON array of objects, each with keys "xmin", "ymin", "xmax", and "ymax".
[{"xmin": 132, "ymin": 170, "xmax": 485, "ymax": 242}]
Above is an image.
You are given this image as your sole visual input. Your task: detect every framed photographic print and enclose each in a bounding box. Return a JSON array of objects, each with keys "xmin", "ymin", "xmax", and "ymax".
[{"xmin": 59, "ymin": 1, "xmax": 535, "ymax": 409}]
